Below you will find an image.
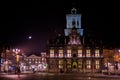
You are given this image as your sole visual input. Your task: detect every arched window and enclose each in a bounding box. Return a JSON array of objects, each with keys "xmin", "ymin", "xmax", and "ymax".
[{"xmin": 72, "ymin": 20, "xmax": 76, "ymax": 26}]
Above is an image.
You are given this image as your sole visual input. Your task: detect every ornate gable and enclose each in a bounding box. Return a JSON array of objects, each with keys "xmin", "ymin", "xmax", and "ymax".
[
  {"xmin": 68, "ymin": 26, "xmax": 81, "ymax": 45},
  {"xmin": 27, "ymin": 54, "xmax": 40, "ymax": 58}
]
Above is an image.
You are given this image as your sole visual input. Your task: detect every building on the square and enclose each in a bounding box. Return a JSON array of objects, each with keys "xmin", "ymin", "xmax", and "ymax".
[
  {"xmin": 23, "ymin": 52, "xmax": 47, "ymax": 72},
  {"xmin": 103, "ymin": 48, "xmax": 120, "ymax": 71},
  {"xmin": 46, "ymin": 8, "xmax": 104, "ymax": 73}
]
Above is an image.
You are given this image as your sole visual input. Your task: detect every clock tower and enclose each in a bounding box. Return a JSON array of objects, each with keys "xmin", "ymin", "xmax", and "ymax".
[{"xmin": 64, "ymin": 8, "xmax": 83, "ymax": 36}]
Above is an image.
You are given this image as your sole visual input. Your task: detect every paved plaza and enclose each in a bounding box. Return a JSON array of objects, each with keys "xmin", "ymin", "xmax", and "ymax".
[{"xmin": 0, "ymin": 72, "xmax": 120, "ymax": 80}]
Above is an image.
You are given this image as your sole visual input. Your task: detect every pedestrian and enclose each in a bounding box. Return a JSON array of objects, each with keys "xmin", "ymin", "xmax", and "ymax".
[
  {"xmin": 17, "ymin": 66, "xmax": 21, "ymax": 78},
  {"xmin": 31, "ymin": 65, "xmax": 35, "ymax": 73},
  {"xmin": 15, "ymin": 66, "xmax": 17, "ymax": 74}
]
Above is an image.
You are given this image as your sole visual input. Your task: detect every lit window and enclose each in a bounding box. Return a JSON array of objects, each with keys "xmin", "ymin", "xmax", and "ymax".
[
  {"xmin": 95, "ymin": 60, "xmax": 100, "ymax": 69},
  {"xmin": 33, "ymin": 59, "xmax": 34, "ymax": 61},
  {"xmin": 59, "ymin": 60, "xmax": 63, "ymax": 64},
  {"xmin": 67, "ymin": 60, "xmax": 71, "ymax": 64},
  {"xmin": 86, "ymin": 60, "xmax": 91, "ymax": 69},
  {"xmin": 50, "ymin": 49, "xmax": 54, "ymax": 57},
  {"xmin": 78, "ymin": 50, "xmax": 82, "ymax": 57},
  {"xmin": 95, "ymin": 49, "xmax": 100, "ymax": 57},
  {"xmin": 67, "ymin": 50, "xmax": 71, "ymax": 57},
  {"xmin": 78, "ymin": 65, "xmax": 82, "ymax": 69},
  {"xmin": 59, "ymin": 50, "xmax": 63, "ymax": 57},
  {"xmin": 59, "ymin": 65, "xmax": 63, "ymax": 68},
  {"xmin": 44, "ymin": 58, "xmax": 46, "ymax": 62},
  {"xmin": 42, "ymin": 58, "xmax": 44, "ymax": 61},
  {"xmin": 67, "ymin": 65, "xmax": 71, "ymax": 68},
  {"xmin": 86, "ymin": 49, "xmax": 91, "ymax": 57},
  {"xmin": 59, "ymin": 60, "xmax": 63, "ymax": 69},
  {"xmin": 78, "ymin": 60, "xmax": 82, "ymax": 69}
]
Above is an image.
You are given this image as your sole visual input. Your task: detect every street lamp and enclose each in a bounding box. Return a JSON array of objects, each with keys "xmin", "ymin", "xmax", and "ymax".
[
  {"xmin": 12, "ymin": 48, "xmax": 20, "ymax": 64},
  {"xmin": 117, "ymin": 49, "xmax": 120, "ymax": 64},
  {"xmin": 118, "ymin": 49, "xmax": 120, "ymax": 64},
  {"xmin": 118, "ymin": 49, "xmax": 120, "ymax": 53}
]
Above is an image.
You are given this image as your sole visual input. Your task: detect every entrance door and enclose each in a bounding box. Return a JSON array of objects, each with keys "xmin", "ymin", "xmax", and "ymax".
[
  {"xmin": 72, "ymin": 61, "xmax": 78, "ymax": 72},
  {"xmin": 72, "ymin": 62, "xmax": 77, "ymax": 69}
]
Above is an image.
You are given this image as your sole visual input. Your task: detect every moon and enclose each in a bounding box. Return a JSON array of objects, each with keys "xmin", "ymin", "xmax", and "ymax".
[{"xmin": 28, "ymin": 36, "xmax": 32, "ymax": 39}]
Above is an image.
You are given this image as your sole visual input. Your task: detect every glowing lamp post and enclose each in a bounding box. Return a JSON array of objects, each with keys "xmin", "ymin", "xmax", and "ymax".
[
  {"xmin": 13, "ymin": 48, "xmax": 20, "ymax": 63},
  {"xmin": 118, "ymin": 49, "xmax": 120, "ymax": 63},
  {"xmin": 119, "ymin": 50, "xmax": 120, "ymax": 53}
]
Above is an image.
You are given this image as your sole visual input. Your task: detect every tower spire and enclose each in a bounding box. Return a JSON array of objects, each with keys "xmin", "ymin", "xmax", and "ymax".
[{"xmin": 71, "ymin": 0, "xmax": 77, "ymax": 14}]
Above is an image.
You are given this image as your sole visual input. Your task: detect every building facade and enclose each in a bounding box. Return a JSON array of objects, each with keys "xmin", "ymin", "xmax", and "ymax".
[
  {"xmin": 47, "ymin": 8, "xmax": 104, "ymax": 73},
  {"xmin": 23, "ymin": 52, "xmax": 47, "ymax": 72},
  {"xmin": 103, "ymin": 48, "xmax": 120, "ymax": 71}
]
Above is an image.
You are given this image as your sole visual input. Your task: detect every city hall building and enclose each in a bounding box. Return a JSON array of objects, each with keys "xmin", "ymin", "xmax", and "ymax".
[{"xmin": 47, "ymin": 8, "xmax": 104, "ymax": 73}]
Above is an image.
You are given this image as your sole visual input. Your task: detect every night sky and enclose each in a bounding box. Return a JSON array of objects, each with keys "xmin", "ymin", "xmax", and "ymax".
[{"xmin": 1, "ymin": 0, "xmax": 120, "ymax": 53}]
